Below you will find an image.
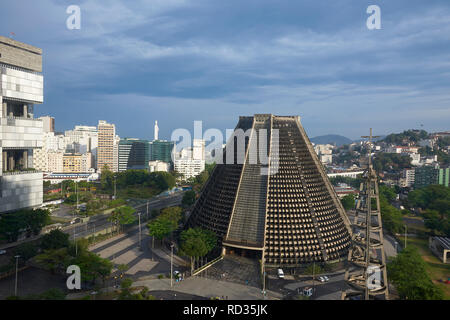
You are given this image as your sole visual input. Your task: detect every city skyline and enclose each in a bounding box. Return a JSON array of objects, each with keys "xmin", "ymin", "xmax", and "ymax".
[{"xmin": 1, "ymin": 1, "xmax": 449, "ymax": 140}]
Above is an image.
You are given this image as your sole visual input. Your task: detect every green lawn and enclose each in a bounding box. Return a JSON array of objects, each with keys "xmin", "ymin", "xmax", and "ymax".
[{"xmin": 398, "ymin": 236, "xmax": 450, "ymax": 299}]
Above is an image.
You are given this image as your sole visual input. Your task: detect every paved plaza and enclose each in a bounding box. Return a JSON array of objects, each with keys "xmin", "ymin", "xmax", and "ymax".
[{"xmin": 90, "ymin": 229, "xmax": 177, "ymax": 279}]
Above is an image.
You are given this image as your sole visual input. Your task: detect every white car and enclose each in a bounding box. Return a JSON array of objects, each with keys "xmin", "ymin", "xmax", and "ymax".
[
  {"xmin": 323, "ymin": 275, "xmax": 330, "ymax": 282},
  {"xmin": 0, "ymin": 249, "xmax": 6, "ymax": 255},
  {"xmin": 277, "ymin": 268, "xmax": 285, "ymax": 279},
  {"xmin": 317, "ymin": 276, "xmax": 326, "ymax": 283}
]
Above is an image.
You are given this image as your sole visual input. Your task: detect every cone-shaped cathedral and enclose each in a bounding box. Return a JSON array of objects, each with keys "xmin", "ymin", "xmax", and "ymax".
[{"xmin": 187, "ymin": 114, "xmax": 352, "ymax": 266}]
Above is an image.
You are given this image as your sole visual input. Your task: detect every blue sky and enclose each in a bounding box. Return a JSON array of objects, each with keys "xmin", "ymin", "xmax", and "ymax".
[{"xmin": 1, "ymin": 0, "xmax": 450, "ymax": 140}]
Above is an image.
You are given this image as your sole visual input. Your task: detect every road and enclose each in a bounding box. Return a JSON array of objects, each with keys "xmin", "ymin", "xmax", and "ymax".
[{"xmin": 64, "ymin": 192, "xmax": 184, "ymax": 240}]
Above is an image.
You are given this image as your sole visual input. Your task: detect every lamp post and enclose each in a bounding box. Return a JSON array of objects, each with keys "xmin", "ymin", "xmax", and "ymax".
[
  {"xmin": 113, "ymin": 175, "xmax": 117, "ymax": 200},
  {"xmin": 146, "ymin": 201, "xmax": 149, "ymax": 221},
  {"xmin": 404, "ymin": 225, "xmax": 407, "ymax": 249},
  {"xmin": 312, "ymin": 261, "xmax": 315, "ymax": 297},
  {"xmin": 152, "ymin": 236, "xmax": 155, "ymax": 261},
  {"xmin": 14, "ymin": 255, "xmax": 20, "ymax": 297},
  {"xmin": 170, "ymin": 243, "xmax": 174, "ymax": 288},
  {"xmin": 138, "ymin": 212, "xmax": 142, "ymax": 251}
]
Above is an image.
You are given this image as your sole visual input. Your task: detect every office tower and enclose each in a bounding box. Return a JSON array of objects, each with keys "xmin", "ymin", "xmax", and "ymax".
[
  {"xmin": 149, "ymin": 140, "xmax": 174, "ymax": 166},
  {"xmin": 154, "ymin": 120, "xmax": 159, "ymax": 141},
  {"xmin": 0, "ymin": 36, "xmax": 44, "ymax": 212},
  {"xmin": 39, "ymin": 115, "xmax": 54, "ymax": 133},
  {"xmin": 118, "ymin": 138, "xmax": 150, "ymax": 171},
  {"xmin": 187, "ymin": 114, "xmax": 352, "ymax": 266},
  {"xmin": 97, "ymin": 120, "xmax": 118, "ymax": 172}
]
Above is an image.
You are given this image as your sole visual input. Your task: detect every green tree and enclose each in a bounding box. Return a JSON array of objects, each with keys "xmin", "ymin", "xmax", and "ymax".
[
  {"xmin": 340, "ymin": 194, "xmax": 355, "ymax": 210},
  {"xmin": 100, "ymin": 164, "xmax": 114, "ymax": 190},
  {"xmin": 182, "ymin": 190, "xmax": 196, "ymax": 207},
  {"xmin": 38, "ymin": 288, "xmax": 66, "ymax": 300},
  {"xmin": 160, "ymin": 206, "xmax": 183, "ymax": 226},
  {"xmin": 35, "ymin": 248, "xmax": 71, "ymax": 274},
  {"xmin": 40, "ymin": 229, "xmax": 70, "ymax": 250},
  {"xmin": 0, "ymin": 209, "xmax": 50, "ymax": 242},
  {"xmin": 13, "ymin": 242, "xmax": 38, "ymax": 262},
  {"xmin": 108, "ymin": 206, "xmax": 136, "ymax": 234},
  {"xmin": 72, "ymin": 251, "xmax": 113, "ymax": 285},
  {"xmin": 388, "ymin": 247, "xmax": 444, "ymax": 300},
  {"xmin": 179, "ymin": 228, "xmax": 217, "ymax": 273},
  {"xmin": 147, "ymin": 217, "xmax": 174, "ymax": 242}
]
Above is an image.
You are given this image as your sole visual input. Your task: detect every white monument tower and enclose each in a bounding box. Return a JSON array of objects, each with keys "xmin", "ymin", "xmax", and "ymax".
[{"xmin": 154, "ymin": 120, "xmax": 159, "ymax": 141}]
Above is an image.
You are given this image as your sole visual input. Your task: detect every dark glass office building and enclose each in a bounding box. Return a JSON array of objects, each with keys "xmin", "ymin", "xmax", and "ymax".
[
  {"xmin": 118, "ymin": 138, "xmax": 150, "ymax": 171},
  {"xmin": 149, "ymin": 140, "xmax": 174, "ymax": 165}
]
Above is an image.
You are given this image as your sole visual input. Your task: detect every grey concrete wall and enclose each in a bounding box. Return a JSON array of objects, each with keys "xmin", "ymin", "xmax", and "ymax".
[
  {"xmin": 0, "ymin": 36, "xmax": 42, "ymax": 72},
  {"xmin": 0, "ymin": 171, "xmax": 43, "ymax": 212}
]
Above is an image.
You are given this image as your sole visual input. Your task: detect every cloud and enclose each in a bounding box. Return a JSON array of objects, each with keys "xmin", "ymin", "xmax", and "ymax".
[{"xmin": 2, "ymin": 0, "xmax": 449, "ymax": 139}]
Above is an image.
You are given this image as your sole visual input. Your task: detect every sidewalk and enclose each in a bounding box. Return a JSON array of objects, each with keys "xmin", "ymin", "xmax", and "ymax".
[
  {"xmin": 66, "ymin": 274, "xmax": 283, "ymax": 300},
  {"xmin": 132, "ymin": 277, "xmax": 282, "ymax": 300}
]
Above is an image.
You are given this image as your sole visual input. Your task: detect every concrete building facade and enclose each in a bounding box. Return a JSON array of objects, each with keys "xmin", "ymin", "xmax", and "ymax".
[
  {"xmin": 0, "ymin": 36, "xmax": 44, "ymax": 212},
  {"xmin": 97, "ymin": 120, "xmax": 118, "ymax": 172},
  {"xmin": 63, "ymin": 153, "xmax": 92, "ymax": 173}
]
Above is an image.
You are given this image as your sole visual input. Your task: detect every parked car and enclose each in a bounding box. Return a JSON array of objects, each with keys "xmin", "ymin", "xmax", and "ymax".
[
  {"xmin": 323, "ymin": 275, "xmax": 330, "ymax": 282},
  {"xmin": 277, "ymin": 268, "xmax": 285, "ymax": 279},
  {"xmin": 0, "ymin": 249, "xmax": 6, "ymax": 255},
  {"xmin": 70, "ymin": 218, "xmax": 81, "ymax": 225},
  {"xmin": 317, "ymin": 276, "xmax": 326, "ymax": 283}
]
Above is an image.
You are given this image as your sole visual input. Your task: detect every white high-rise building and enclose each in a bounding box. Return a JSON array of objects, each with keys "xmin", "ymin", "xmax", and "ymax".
[
  {"xmin": 0, "ymin": 36, "xmax": 44, "ymax": 212},
  {"xmin": 174, "ymin": 139, "xmax": 206, "ymax": 180},
  {"xmin": 154, "ymin": 120, "xmax": 159, "ymax": 141}
]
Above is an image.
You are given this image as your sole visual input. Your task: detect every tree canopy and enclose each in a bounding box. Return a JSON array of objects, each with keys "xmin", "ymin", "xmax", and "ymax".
[
  {"xmin": 40, "ymin": 229, "xmax": 70, "ymax": 250},
  {"xmin": 0, "ymin": 209, "xmax": 50, "ymax": 242},
  {"xmin": 408, "ymin": 185, "xmax": 450, "ymax": 236},
  {"xmin": 340, "ymin": 194, "xmax": 356, "ymax": 210},
  {"xmin": 182, "ymin": 190, "xmax": 196, "ymax": 207},
  {"xmin": 388, "ymin": 247, "xmax": 443, "ymax": 300},
  {"xmin": 373, "ymin": 153, "xmax": 412, "ymax": 173}
]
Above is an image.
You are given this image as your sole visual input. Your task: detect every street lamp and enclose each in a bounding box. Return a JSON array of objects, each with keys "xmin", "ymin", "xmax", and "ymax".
[
  {"xmin": 138, "ymin": 212, "xmax": 142, "ymax": 251},
  {"xmin": 404, "ymin": 225, "xmax": 407, "ymax": 249},
  {"xmin": 14, "ymin": 255, "xmax": 20, "ymax": 297},
  {"xmin": 113, "ymin": 175, "xmax": 117, "ymax": 200},
  {"xmin": 170, "ymin": 243, "xmax": 174, "ymax": 288}
]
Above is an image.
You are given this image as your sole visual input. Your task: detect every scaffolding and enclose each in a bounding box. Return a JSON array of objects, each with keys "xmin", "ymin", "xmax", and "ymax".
[{"xmin": 342, "ymin": 129, "xmax": 389, "ymax": 300}]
